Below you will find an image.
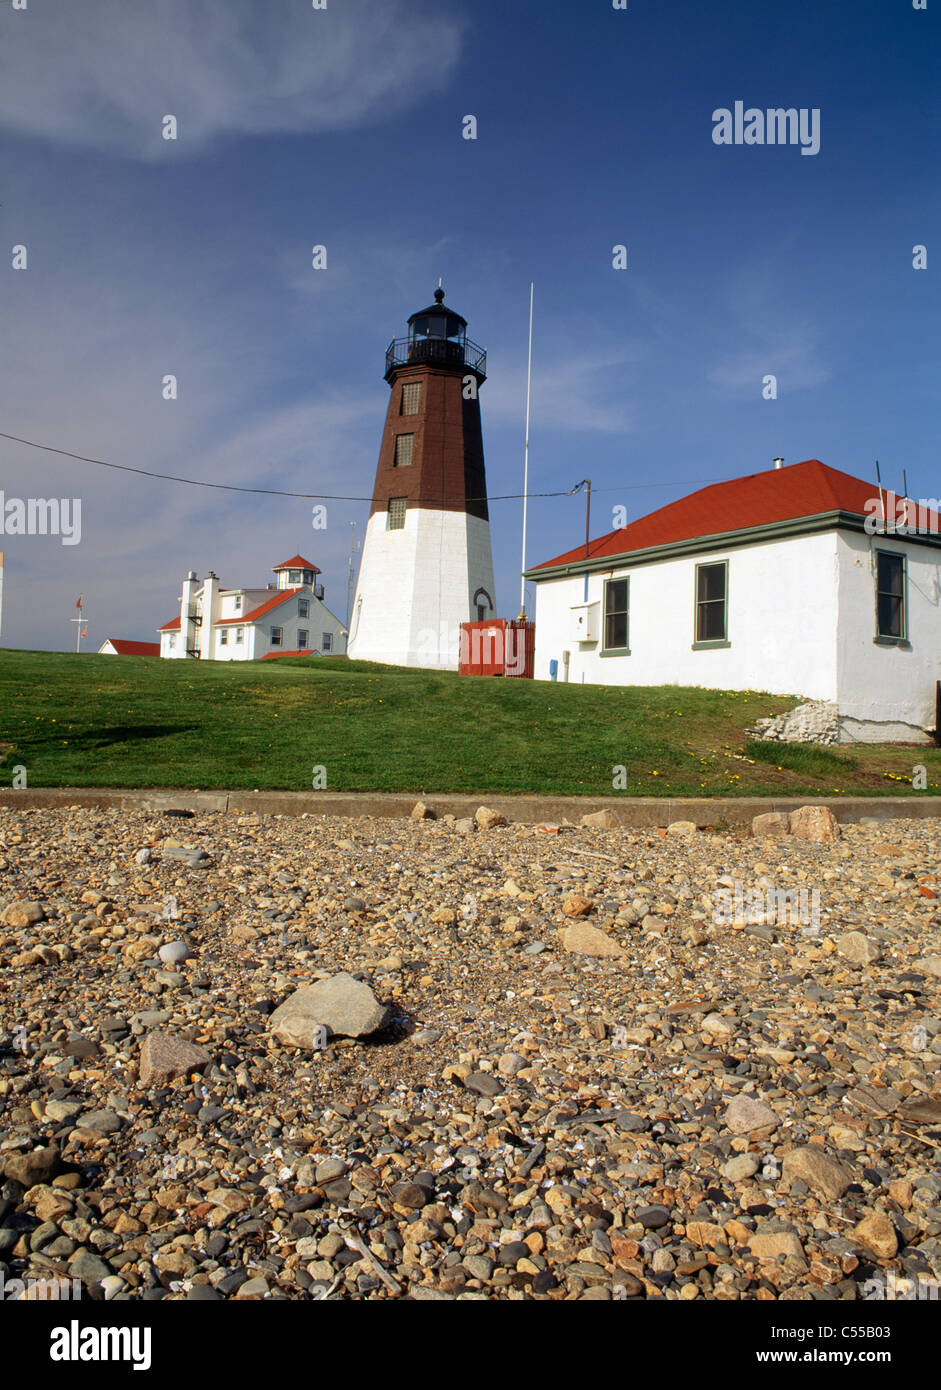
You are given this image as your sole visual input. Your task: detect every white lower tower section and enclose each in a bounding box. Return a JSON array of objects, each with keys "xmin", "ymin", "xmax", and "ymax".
[{"xmin": 348, "ymin": 508, "xmax": 496, "ymax": 669}]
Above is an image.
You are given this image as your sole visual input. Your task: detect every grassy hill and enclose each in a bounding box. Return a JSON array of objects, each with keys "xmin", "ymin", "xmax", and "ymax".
[{"xmin": 0, "ymin": 649, "xmax": 937, "ymax": 796}]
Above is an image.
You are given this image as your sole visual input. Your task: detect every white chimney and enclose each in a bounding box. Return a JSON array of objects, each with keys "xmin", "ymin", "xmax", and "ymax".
[
  {"xmin": 772, "ymin": 457, "xmax": 784, "ymax": 470},
  {"xmin": 199, "ymin": 571, "xmax": 220, "ymax": 660},
  {"xmin": 180, "ymin": 571, "xmax": 199, "ymax": 658}
]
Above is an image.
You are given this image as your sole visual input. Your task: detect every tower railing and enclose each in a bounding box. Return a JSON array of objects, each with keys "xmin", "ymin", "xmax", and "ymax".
[{"xmin": 385, "ymin": 336, "xmax": 486, "ymax": 380}]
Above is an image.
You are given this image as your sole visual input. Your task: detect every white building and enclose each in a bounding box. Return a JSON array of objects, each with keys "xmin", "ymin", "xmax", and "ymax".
[
  {"xmin": 526, "ymin": 458, "xmax": 941, "ymax": 743},
  {"xmin": 158, "ymin": 554, "xmax": 348, "ymax": 661}
]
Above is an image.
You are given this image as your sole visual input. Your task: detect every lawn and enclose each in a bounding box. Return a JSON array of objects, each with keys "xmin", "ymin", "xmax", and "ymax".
[{"xmin": 0, "ymin": 649, "xmax": 938, "ymax": 797}]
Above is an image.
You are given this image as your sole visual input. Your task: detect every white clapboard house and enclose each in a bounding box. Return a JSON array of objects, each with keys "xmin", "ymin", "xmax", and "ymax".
[
  {"xmin": 158, "ymin": 555, "xmax": 348, "ymax": 661},
  {"xmin": 526, "ymin": 458, "xmax": 941, "ymax": 742}
]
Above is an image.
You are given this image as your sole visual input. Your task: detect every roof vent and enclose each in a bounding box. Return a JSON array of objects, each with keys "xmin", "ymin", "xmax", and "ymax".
[{"xmin": 772, "ymin": 457, "xmax": 784, "ymax": 470}]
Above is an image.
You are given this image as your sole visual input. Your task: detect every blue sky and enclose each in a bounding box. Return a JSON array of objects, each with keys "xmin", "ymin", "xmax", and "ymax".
[{"xmin": 0, "ymin": 0, "xmax": 938, "ymax": 649}]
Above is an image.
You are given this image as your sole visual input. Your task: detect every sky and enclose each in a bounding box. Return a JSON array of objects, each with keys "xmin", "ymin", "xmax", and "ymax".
[{"xmin": 0, "ymin": 0, "xmax": 938, "ymax": 650}]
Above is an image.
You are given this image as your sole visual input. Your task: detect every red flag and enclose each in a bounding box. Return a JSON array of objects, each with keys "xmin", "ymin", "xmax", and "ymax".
[
  {"xmin": 80, "ymin": 627, "xmax": 87, "ymax": 638},
  {"xmin": 75, "ymin": 597, "xmax": 82, "ymax": 608}
]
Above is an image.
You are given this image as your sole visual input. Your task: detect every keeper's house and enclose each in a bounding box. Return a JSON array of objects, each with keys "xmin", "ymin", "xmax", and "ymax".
[
  {"xmin": 525, "ymin": 458, "xmax": 941, "ymax": 743},
  {"xmin": 158, "ymin": 555, "xmax": 348, "ymax": 661}
]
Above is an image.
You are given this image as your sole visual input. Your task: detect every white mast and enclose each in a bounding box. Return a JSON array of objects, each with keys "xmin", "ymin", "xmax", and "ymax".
[
  {"xmin": 70, "ymin": 594, "xmax": 87, "ymax": 653},
  {"xmin": 519, "ymin": 281, "xmax": 534, "ymax": 618}
]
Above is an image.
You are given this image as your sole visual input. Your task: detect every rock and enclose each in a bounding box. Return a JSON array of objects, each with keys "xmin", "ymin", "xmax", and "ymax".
[
  {"xmin": 409, "ymin": 801, "xmax": 436, "ymax": 820},
  {"xmin": 475, "ymin": 806, "xmax": 507, "ymax": 830},
  {"xmin": 139, "ymin": 1031, "xmax": 212, "ymax": 1086},
  {"xmin": 701, "ymin": 1013, "xmax": 735, "ymax": 1040},
  {"xmin": 836, "ymin": 931, "xmax": 881, "ymax": 965},
  {"xmin": 561, "ymin": 895, "xmax": 594, "ymax": 918},
  {"xmin": 454, "ymin": 818, "xmax": 476, "ymax": 834},
  {"xmin": 914, "ymin": 957, "xmax": 941, "ymax": 978},
  {"xmin": 45, "ymin": 1099, "xmax": 82, "ymax": 1124},
  {"xmin": 580, "ymin": 810, "xmax": 619, "ymax": 829},
  {"xmin": 134, "ymin": 847, "xmax": 152, "ymax": 865},
  {"xmin": 1, "ymin": 900, "xmax": 45, "ymax": 927},
  {"xmin": 782, "ymin": 1147, "xmax": 856, "ymax": 1200},
  {"xmin": 498, "ymin": 1052, "xmax": 527, "ymax": 1076},
  {"xmin": 788, "ymin": 806, "xmax": 840, "ymax": 842},
  {"xmin": 70, "ymin": 1250, "xmax": 112, "ymax": 1288},
  {"xmin": 636, "ymin": 1206, "xmax": 671, "ymax": 1229},
  {"xmin": 666, "ymin": 821, "xmax": 697, "ymax": 837},
  {"xmin": 76, "ymin": 1109, "xmax": 121, "ymax": 1135},
  {"xmin": 158, "ymin": 940, "xmax": 191, "ymax": 966},
  {"xmin": 750, "ymin": 1230, "xmax": 806, "ymax": 1265},
  {"xmin": 269, "ymin": 972, "xmax": 390, "ymax": 1044},
  {"xmin": 560, "ymin": 924, "xmax": 624, "ymax": 957},
  {"xmin": 751, "ymin": 812, "xmax": 790, "ymax": 838},
  {"xmin": 465, "ymin": 1071, "xmax": 503, "ymax": 1096},
  {"xmin": 3, "ymin": 1146, "xmax": 61, "ymax": 1187},
  {"xmin": 854, "ymin": 1212, "xmax": 898, "ymax": 1260},
  {"xmin": 342, "ymin": 896, "xmax": 366, "ymax": 914},
  {"xmin": 723, "ymin": 1154, "xmax": 760, "ymax": 1182},
  {"xmin": 724, "ymin": 1096, "xmax": 780, "ymax": 1134}
]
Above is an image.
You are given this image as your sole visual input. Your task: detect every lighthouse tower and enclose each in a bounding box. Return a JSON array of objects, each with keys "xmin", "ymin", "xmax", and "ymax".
[{"xmin": 347, "ymin": 287, "xmax": 496, "ymax": 669}]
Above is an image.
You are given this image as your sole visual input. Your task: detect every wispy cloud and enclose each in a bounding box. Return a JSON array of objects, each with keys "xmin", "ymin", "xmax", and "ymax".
[
  {"xmin": 707, "ymin": 320, "xmax": 831, "ymax": 394},
  {"xmin": 0, "ymin": 0, "xmax": 465, "ymax": 158}
]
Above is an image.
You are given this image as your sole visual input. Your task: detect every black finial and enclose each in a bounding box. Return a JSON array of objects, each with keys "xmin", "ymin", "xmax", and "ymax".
[{"xmin": 434, "ymin": 283, "xmax": 445, "ymax": 303}]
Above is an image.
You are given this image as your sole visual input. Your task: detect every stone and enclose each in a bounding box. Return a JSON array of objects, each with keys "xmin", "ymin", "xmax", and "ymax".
[
  {"xmin": 45, "ymin": 1099, "xmax": 82, "ymax": 1123},
  {"xmin": 410, "ymin": 801, "xmax": 436, "ymax": 821},
  {"xmin": 134, "ymin": 848, "xmax": 152, "ymax": 865},
  {"xmin": 666, "ymin": 821, "xmax": 697, "ymax": 837},
  {"xmin": 560, "ymin": 923, "xmax": 623, "ymax": 957},
  {"xmin": 139, "ymin": 1030, "xmax": 212, "ymax": 1086},
  {"xmin": 724, "ymin": 1096, "xmax": 780, "ymax": 1135},
  {"xmin": 475, "ymin": 806, "xmax": 507, "ymax": 830},
  {"xmin": 158, "ymin": 940, "xmax": 191, "ymax": 966},
  {"xmin": 788, "ymin": 806, "xmax": 840, "ymax": 842},
  {"xmin": 70, "ymin": 1251, "xmax": 112, "ymax": 1288},
  {"xmin": 750, "ymin": 1230, "xmax": 806, "ymax": 1264},
  {"xmin": 836, "ymin": 931, "xmax": 881, "ymax": 965},
  {"xmin": 1, "ymin": 900, "xmax": 45, "ymax": 927},
  {"xmin": 77, "ymin": 1109, "xmax": 121, "ymax": 1135},
  {"xmin": 914, "ymin": 957, "xmax": 941, "ymax": 979},
  {"xmin": 723, "ymin": 1154, "xmax": 760, "ymax": 1182},
  {"xmin": 465, "ymin": 1071, "xmax": 503, "ymax": 1097},
  {"xmin": 269, "ymin": 972, "xmax": 390, "ymax": 1044},
  {"xmin": 751, "ymin": 812, "xmax": 790, "ymax": 838},
  {"xmin": 561, "ymin": 895, "xmax": 594, "ymax": 918},
  {"xmin": 854, "ymin": 1212, "xmax": 898, "ymax": 1261},
  {"xmin": 3, "ymin": 1146, "xmax": 61, "ymax": 1187},
  {"xmin": 701, "ymin": 1013, "xmax": 735, "ymax": 1040},
  {"xmin": 454, "ymin": 818, "xmax": 476, "ymax": 834},
  {"xmin": 580, "ymin": 810, "xmax": 619, "ymax": 829},
  {"xmin": 782, "ymin": 1147, "xmax": 856, "ymax": 1201}
]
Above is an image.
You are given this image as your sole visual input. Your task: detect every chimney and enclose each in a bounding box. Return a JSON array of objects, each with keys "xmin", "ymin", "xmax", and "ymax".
[
  {"xmin": 772, "ymin": 457, "xmax": 784, "ymax": 470},
  {"xmin": 199, "ymin": 572, "xmax": 220, "ymax": 660},
  {"xmin": 180, "ymin": 571, "xmax": 199, "ymax": 658}
]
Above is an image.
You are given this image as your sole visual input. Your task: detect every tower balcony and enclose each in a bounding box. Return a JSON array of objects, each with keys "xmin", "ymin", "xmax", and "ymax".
[{"xmin": 385, "ymin": 336, "xmax": 486, "ymax": 382}]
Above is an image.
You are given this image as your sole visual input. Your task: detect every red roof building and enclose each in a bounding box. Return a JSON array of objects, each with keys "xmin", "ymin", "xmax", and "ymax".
[
  {"xmin": 98, "ymin": 638, "xmax": 161, "ymax": 657},
  {"xmin": 525, "ymin": 458, "xmax": 941, "ymax": 742}
]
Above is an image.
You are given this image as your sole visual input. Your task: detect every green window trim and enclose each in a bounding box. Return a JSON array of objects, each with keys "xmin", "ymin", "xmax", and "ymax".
[
  {"xmin": 694, "ymin": 558, "xmax": 728, "ymax": 646},
  {"xmin": 603, "ymin": 576, "xmax": 629, "ymax": 652},
  {"xmin": 875, "ymin": 548, "xmax": 908, "ymax": 642}
]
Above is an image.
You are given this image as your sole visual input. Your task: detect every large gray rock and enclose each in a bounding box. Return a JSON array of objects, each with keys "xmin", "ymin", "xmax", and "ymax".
[
  {"xmin": 724, "ymin": 1095, "xmax": 781, "ymax": 1134},
  {"xmin": 2, "ymin": 1145, "xmax": 61, "ymax": 1187},
  {"xmin": 836, "ymin": 931, "xmax": 881, "ymax": 965},
  {"xmin": 139, "ymin": 1030, "xmax": 212, "ymax": 1086},
  {"xmin": 270, "ymin": 972, "xmax": 390, "ymax": 1046},
  {"xmin": 782, "ymin": 1146, "xmax": 857, "ymax": 1200}
]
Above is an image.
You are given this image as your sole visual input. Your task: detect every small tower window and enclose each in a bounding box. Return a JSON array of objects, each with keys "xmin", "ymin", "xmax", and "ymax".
[
  {"xmin": 387, "ymin": 497, "xmax": 407, "ymax": 530},
  {"xmin": 299, "ymin": 598, "xmax": 310, "ymax": 618},
  {"xmin": 400, "ymin": 382, "xmax": 421, "ymax": 416},
  {"xmin": 394, "ymin": 434, "xmax": 414, "ymax": 467},
  {"xmin": 289, "ymin": 569, "xmax": 301, "ymax": 584},
  {"xmin": 233, "ymin": 595, "xmax": 242, "ymax": 612}
]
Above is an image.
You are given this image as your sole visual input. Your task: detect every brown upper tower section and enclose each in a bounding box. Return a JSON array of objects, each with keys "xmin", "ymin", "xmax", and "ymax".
[{"xmin": 369, "ymin": 287, "xmax": 489, "ymax": 523}]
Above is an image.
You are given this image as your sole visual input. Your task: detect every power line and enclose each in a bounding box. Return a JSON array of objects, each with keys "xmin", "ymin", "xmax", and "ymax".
[{"xmin": 0, "ymin": 428, "xmax": 724, "ymax": 504}]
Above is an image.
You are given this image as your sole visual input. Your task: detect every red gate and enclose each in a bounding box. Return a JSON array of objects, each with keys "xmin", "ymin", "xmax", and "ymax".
[{"xmin": 459, "ymin": 619, "xmax": 534, "ymax": 678}]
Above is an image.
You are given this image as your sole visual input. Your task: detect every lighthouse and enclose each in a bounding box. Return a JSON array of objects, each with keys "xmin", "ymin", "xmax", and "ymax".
[{"xmin": 347, "ymin": 286, "xmax": 497, "ymax": 669}]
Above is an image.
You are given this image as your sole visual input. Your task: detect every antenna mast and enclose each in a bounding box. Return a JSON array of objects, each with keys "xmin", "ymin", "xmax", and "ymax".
[{"xmin": 519, "ymin": 281, "xmax": 534, "ymax": 618}]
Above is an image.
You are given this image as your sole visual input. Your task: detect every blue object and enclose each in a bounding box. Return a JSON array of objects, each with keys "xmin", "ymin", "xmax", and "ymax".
[{"xmin": 549, "ymin": 659, "xmax": 558, "ymax": 681}]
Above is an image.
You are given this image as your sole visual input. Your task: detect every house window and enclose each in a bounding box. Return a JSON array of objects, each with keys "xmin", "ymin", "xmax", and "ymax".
[
  {"xmin": 298, "ymin": 598, "xmax": 310, "ymax": 618},
  {"xmin": 876, "ymin": 551, "xmax": 906, "ymax": 640},
  {"xmin": 387, "ymin": 497, "xmax": 406, "ymax": 530},
  {"xmin": 289, "ymin": 569, "xmax": 301, "ymax": 584},
  {"xmin": 401, "ymin": 382, "xmax": 421, "ymax": 416},
  {"xmin": 219, "ymin": 629, "xmax": 228, "ymax": 646},
  {"xmin": 297, "ymin": 630, "xmax": 309, "ymax": 649},
  {"xmin": 604, "ymin": 577, "xmax": 629, "ymax": 651},
  {"xmin": 303, "ymin": 570, "xmax": 313, "ymax": 585},
  {"xmin": 168, "ymin": 633, "xmax": 177, "ymax": 649},
  {"xmin": 233, "ymin": 595, "xmax": 242, "ymax": 612},
  {"xmin": 322, "ymin": 632, "xmax": 333, "ymax": 652},
  {"xmin": 394, "ymin": 434, "xmax": 414, "ymax": 467},
  {"xmin": 235, "ymin": 627, "xmax": 244, "ymax": 643},
  {"xmin": 695, "ymin": 561, "xmax": 728, "ymax": 644},
  {"xmin": 270, "ymin": 626, "xmax": 283, "ymax": 646}
]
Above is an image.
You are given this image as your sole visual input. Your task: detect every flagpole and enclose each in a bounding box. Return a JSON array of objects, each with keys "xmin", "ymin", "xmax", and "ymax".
[{"xmin": 518, "ymin": 281, "xmax": 534, "ymax": 619}]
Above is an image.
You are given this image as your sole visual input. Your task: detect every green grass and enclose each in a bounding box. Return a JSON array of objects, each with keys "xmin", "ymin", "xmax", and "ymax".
[{"xmin": 0, "ymin": 648, "xmax": 938, "ymax": 797}]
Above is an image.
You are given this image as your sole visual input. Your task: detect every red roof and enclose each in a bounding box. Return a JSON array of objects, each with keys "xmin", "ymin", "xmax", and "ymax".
[
  {"xmin": 158, "ymin": 616, "xmax": 181, "ymax": 631},
  {"xmin": 532, "ymin": 459, "xmax": 928, "ymax": 570},
  {"xmin": 216, "ymin": 587, "xmax": 303, "ymax": 626},
  {"xmin": 261, "ymin": 648, "xmax": 320, "ymax": 660},
  {"xmin": 102, "ymin": 639, "xmax": 160, "ymax": 656},
  {"xmin": 272, "ymin": 554, "xmax": 320, "ymax": 573}
]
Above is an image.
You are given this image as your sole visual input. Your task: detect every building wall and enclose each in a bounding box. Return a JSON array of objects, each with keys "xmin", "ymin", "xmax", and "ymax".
[
  {"xmin": 835, "ymin": 530, "xmax": 941, "ymax": 735},
  {"xmin": 532, "ymin": 531, "xmax": 840, "ymax": 699},
  {"xmin": 349, "ymin": 508, "xmax": 495, "ymax": 668}
]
